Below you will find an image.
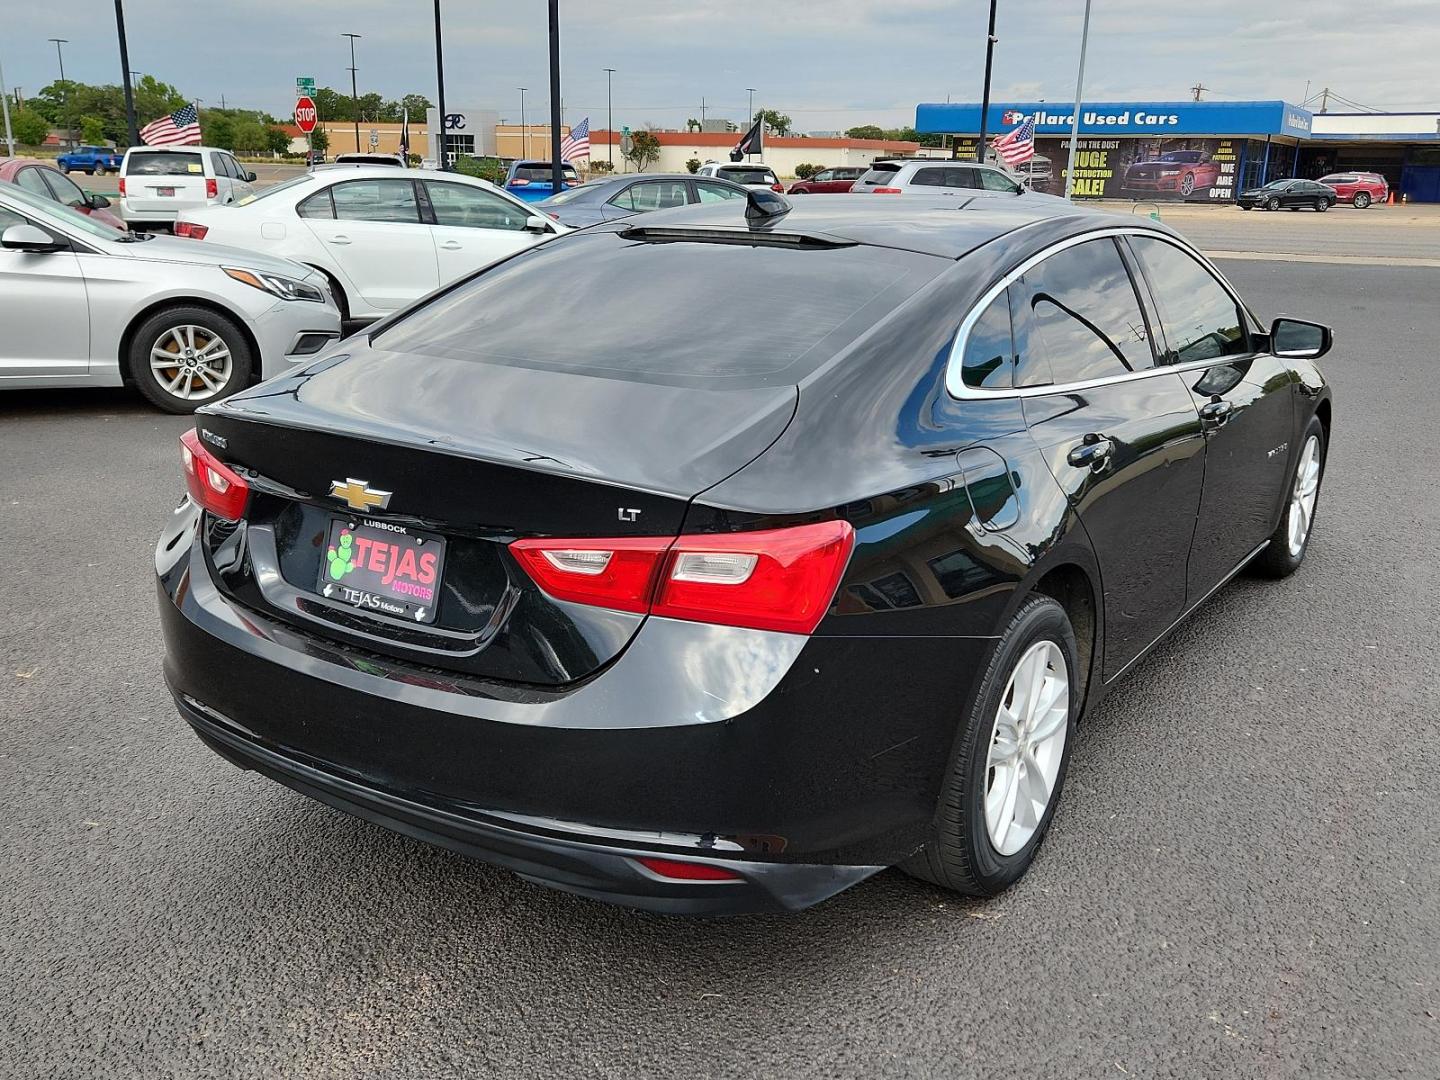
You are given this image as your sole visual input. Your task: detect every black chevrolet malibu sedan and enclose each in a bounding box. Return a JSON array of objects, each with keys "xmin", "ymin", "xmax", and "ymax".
[{"xmin": 157, "ymin": 193, "xmax": 1333, "ymax": 914}]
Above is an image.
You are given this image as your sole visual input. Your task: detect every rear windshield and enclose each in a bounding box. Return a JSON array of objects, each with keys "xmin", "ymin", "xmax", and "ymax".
[
  {"xmin": 375, "ymin": 231, "xmax": 943, "ymax": 388},
  {"xmin": 514, "ymin": 163, "xmax": 579, "ymax": 182},
  {"xmin": 856, "ymin": 163, "xmax": 902, "ymax": 186},
  {"xmin": 125, "ymin": 151, "xmax": 204, "ymax": 176},
  {"xmin": 716, "ymin": 167, "xmax": 776, "ymax": 184}
]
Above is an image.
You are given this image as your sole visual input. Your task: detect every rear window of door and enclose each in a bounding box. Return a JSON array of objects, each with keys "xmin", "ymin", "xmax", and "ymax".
[
  {"xmin": 694, "ymin": 180, "xmax": 745, "ymax": 203},
  {"xmin": 329, "ymin": 179, "xmax": 422, "ymax": 223},
  {"xmin": 1012, "ymin": 237, "xmax": 1155, "ymax": 386},
  {"xmin": 42, "ymin": 168, "xmax": 89, "ymax": 209},
  {"xmin": 1128, "ymin": 236, "xmax": 1249, "ymax": 364},
  {"xmin": 14, "ymin": 166, "xmax": 53, "ymax": 199},
  {"xmin": 424, "ymin": 181, "xmax": 530, "ymax": 229},
  {"xmin": 958, "ymin": 289, "xmax": 1015, "ymax": 390},
  {"xmin": 125, "ymin": 151, "xmax": 204, "ymax": 176},
  {"xmin": 611, "ymin": 180, "xmax": 689, "ymax": 212}
]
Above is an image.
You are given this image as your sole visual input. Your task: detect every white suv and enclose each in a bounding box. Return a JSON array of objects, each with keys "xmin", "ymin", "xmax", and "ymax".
[
  {"xmin": 119, "ymin": 146, "xmax": 257, "ymax": 229},
  {"xmin": 854, "ymin": 159, "xmax": 1061, "ymax": 202},
  {"xmin": 696, "ymin": 162, "xmax": 782, "ymax": 191}
]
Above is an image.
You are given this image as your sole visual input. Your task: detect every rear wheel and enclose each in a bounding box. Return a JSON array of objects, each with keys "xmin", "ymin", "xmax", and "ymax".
[
  {"xmin": 903, "ymin": 595, "xmax": 1077, "ymax": 896},
  {"xmin": 1315, "ymin": 198, "xmax": 1329, "ymax": 212},
  {"xmin": 1252, "ymin": 416, "xmax": 1325, "ymax": 578},
  {"xmin": 1354, "ymin": 191, "xmax": 1372, "ymax": 209},
  {"xmin": 127, "ymin": 305, "xmax": 253, "ymax": 414}
]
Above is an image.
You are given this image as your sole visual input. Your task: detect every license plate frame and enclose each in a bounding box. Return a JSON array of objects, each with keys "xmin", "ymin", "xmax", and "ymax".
[
  {"xmin": 155, "ymin": 186, "xmax": 176, "ymax": 196},
  {"xmin": 315, "ymin": 515, "xmax": 446, "ymax": 624}
]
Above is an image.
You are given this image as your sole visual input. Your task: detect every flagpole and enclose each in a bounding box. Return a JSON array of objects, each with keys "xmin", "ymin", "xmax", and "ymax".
[
  {"xmin": 1063, "ymin": 0, "xmax": 1093, "ymax": 202},
  {"xmin": 975, "ymin": 0, "xmax": 998, "ymax": 164}
]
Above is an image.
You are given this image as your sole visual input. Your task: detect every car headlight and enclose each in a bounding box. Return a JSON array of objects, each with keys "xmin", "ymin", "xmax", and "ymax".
[{"xmin": 223, "ymin": 266, "xmax": 326, "ymax": 303}]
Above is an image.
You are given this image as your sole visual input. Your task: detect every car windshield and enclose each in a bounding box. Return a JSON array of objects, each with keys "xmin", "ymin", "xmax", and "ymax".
[
  {"xmin": 0, "ymin": 182, "xmax": 128, "ymax": 243},
  {"xmin": 1159, "ymin": 152, "xmax": 1202, "ymax": 162},
  {"xmin": 125, "ymin": 150, "xmax": 204, "ymax": 176},
  {"xmin": 375, "ymin": 231, "xmax": 944, "ymax": 389},
  {"xmin": 717, "ymin": 168, "xmax": 776, "ymax": 184},
  {"xmin": 1261, "ymin": 181, "xmax": 1293, "ymax": 190},
  {"xmin": 236, "ymin": 174, "xmax": 318, "ymax": 206}
]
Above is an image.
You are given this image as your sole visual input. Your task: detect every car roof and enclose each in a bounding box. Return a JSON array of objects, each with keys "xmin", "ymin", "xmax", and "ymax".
[{"xmin": 588, "ymin": 192, "xmax": 1134, "ymax": 260}]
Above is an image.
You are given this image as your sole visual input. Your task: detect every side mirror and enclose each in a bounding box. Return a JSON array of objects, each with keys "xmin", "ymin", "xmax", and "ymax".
[
  {"xmin": 246, "ymin": 171, "xmax": 257, "ymax": 183},
  {"xmin": 1, "ymin": 224, "xmax": 64, "ymax": 253},
  {"xmin": 87, "ymin": 193, "xmax": 112, "ymax": 209},
  {"xmin": 1270, "ymin": 317, "xmax": 1332, "ymax": 360},
  {"xmin": 524, "ymin": 215, "xmax": 550, "ymax": 232}
]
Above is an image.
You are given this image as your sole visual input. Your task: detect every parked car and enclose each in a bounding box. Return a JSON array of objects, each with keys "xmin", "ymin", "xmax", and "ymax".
[
  {"xmin": 1236, "ymin": 179, "xmax": 1337, "ymax": 211},
  {"xmin": 503, "ymin": 159, "xmax": 581, "ymax": 203},
  {"xmin": 0, "ymin": 182, "xmax": 339, "ymax": 413},
  {"xmin": 1121, "ymin": 149, "xmax": 1221, "ymax": 198},
  {"xmin": 695, "ymin": 161, "xmax": 785, "ymax": 192},
  {"xmin": 175, "ymin": 166, "xmax": 565, "ymax": 322},
  {"xmin": 306, "ymin": 150, "xmax": 328, "ymax": 166},
  {"xmin": 0, "ymin": 158, "xmax": 126, "ymax": 230},
  {"xmin": 157, "ymin": 194, "xmax": 1332, "ymax": 914},
  {"xmin": 855, "ymin": 159, "xmax": 1061, "ymax": 203},
  {"xmin": 56, "ymin": 145, "xmax": 123, "ymax": 175},
  {"xmin": 537, "ymin": 172, "xmax": 746, "ymax": 227},
  {"xmin": 1318, "ymin": 172, "xmax": 1388, "ymax": 208},
  {"xmin": 787, "ymin": 166, "xmax": 866, "ymax": 194},
  {"xmin": 1019, "ymin": 153, "xmax": 1053, "ymax": 189},
  {"xmin": 118, "ymin": 145, "xmax": 257, "ymax": 230},
  {"xmin": 331, "ymin": 153, "xmax": 407, "ymax": 168}
]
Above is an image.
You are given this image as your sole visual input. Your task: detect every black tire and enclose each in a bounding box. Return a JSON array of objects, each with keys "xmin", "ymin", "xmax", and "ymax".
[
  {"xmin": 59, "ymin": 164, "xmax": 70, "ymax": 174},
  {"xmin": 1240, "ymin": 204, "xmax": 1253, "ymax": 211},
  {"xmin": 1354, "ymin": 191, "xmax": 1371, "ymax": 209},
  {"xmin": 85, "ymin": 166, "xmax": 95, "ymax": 176},
  {"xmin": 1251, "ymin": 415, "xmax": 1326, "ymax": 578},
  {"xmin": 903, "ymin": 595, "xmax": 1079, "ymax": 897},
  {"xmin": 1315, "ymin": 198, "xmax": 1328, "ymax": 212},
  {"xmin": 1267, "ymin": 197, "xmax": 1281, "ymax": 210},
  {"xmin": 126, "ymin": 305, "xmax": 253, "ymax": 414}
]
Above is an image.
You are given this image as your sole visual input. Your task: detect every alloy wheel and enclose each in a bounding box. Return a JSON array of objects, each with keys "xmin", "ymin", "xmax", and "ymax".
[
  {"xmin": 1179, "ymin": 173, "xmax": 1195, "ymax": 196},
  {"xmin": 149, "ymin": 324, "xmax": 234, "ymax": 403},
  {"xmin": 1315, "ymin": 199, "xmax": 1328, "ymax": 212},
  {"xmin": 1287, "ymin": 434, "xmax": 1322, "ymax": 556},
  {"xmin": 984, "ymin": 640, "xmax": 1070, "ymax": 856},
  {"xmin": 1354, "ymin": 192, "xmax": 1370, "ymax": 209},
  {"xmin": 1267, "ymin": 197, "xmax": 1280, "ymax": 210}
]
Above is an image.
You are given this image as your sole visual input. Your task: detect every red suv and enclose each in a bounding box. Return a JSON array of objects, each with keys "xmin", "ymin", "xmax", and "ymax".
[
  {"xmin": 788, "ymin": 166, "xmax": 866, "ymax": 194},
  {"xmin": 0, "ymin": 158, "xmax": 126, "ymax": 230},
  {"xmin": 1318, "ymin": 172, "xmax": 1388, "ymax": 208}
]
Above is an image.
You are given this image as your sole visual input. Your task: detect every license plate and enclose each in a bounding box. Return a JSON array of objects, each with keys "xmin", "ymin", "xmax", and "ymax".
[
  {"xmin": 316, "ymin": 516, "xmax": 445, "ymax": 624},
  {"xmin": 155, "ymin": 186, "xmax": 176, "ymax": 196}
]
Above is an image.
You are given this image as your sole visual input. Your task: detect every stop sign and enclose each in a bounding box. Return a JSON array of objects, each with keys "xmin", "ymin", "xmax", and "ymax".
[{"xmin": 294, "ymin": 96, "xmax": 318, "ymax": 133}]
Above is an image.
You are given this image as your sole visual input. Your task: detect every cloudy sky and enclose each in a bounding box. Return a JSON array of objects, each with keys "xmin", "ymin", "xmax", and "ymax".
[{"xmin": 5, "ymin": 0, "xmax": 1436, "ymax": 130}]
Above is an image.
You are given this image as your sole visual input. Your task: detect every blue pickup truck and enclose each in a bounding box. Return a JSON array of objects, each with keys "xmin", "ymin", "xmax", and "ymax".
[{"xmin": 57, "ymin": 146, "xmax": 124, "ymax": 175}]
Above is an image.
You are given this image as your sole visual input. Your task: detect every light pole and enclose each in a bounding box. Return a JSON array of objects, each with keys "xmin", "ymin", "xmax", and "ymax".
[
  {"xmin": 603, "ymin": 67, "xmax": 615, "ymax": 168},
  {"xmin": 114, "ymin": 0, "xmax": 139, "ymax": 147},
  {"xmin": 433, "ymin": 0, "xmax": 447, "ymax": 169},
  {"xmin": 1063, "ymin": 0, "xmax": 1093, "ymax": 202},
  {"xmin": 342, "ymin": 32, "xmax": 362, "ymax": 153},
  {"xmin": 975, "ymin": 0, "xmax": 997, "ymax": 163},
  {"xmin": 49, "ymin": 38, "xmax": 69, "ymax": 148},
  {"xmin": 548, "ymin": 0, "xmax": 562, "ymax": 191},
  {"xmin": 518, "ymin": 87, "xmax": 528, "ymax": 159},
  {"xmin": 746, "ymin": 87, "xmax": 756, "ymax": 160},
  {"xmin": 0, "ymin": 51, "xmax": 15, "ymax": 157}
]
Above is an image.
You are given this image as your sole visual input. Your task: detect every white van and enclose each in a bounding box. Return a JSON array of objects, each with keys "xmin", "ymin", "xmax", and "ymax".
[{"xmin": 119, "ymin": 146, "xmax": 257, "ymax": 230}]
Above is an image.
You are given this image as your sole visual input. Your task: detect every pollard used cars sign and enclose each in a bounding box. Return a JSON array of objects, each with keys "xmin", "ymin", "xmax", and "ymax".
[{"xmin": 916, "ymin": 100, "xmax": 1314, "ymax": 140}]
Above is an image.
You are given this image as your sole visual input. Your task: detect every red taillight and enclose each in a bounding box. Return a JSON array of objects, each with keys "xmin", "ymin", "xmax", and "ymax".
[
  {"xmin": 205, "ymin": 178, "xmax": 218, "ymax": 199},
  {"xmin": 771, "ymin": 182, "xmax": 784, "ymax": 192},
  {"xmin": 118, "ymin": 178, "xmax": 126, "ymax": 196},
  {"xmin": 634, "ymin": 857, "xmax": 743, "ymax": 882},
  {"xmin": 174, "ymin": 221, "xmax": 208, "ymax": 239},
  {"xmin": 509, "ymin": 178, "xmax": 530, "ymax": 187},
  {"xmin": 874, "ymin": 187, "xmax": 903, "ymax": 194},
  {"xmin": 179, "ymin": 429, "xmax": 250, "ymax": 521},
  {"xmin": 509, "ymin": 520, "xmax": 855, "ymax": 635}
]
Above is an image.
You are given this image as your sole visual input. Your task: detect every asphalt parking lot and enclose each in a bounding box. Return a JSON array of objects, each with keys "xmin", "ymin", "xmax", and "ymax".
[{"xmin": 4, "ymin": 238, "xmax": 1439, "ymax": 1075}]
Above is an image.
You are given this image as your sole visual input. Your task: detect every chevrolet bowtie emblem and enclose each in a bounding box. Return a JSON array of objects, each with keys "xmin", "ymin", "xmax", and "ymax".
[{"xmin": 329, "ymin": 478, "xmax": 392, "ymax": 512}]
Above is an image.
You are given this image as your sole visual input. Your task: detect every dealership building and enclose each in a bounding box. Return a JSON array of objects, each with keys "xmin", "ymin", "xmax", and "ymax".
[{"xmin": 916, "ymin": 100, "xmax": 1440, "ymax": 202}]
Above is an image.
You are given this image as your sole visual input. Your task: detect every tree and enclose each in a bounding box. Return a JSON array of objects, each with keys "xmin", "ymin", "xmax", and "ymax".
[
  {"xmin": 685, "ymin": 157, "xmax": 701, "ymax": 174},
  {"xmin": 80, "ymin": 116, "xmax": 107, "ymax": 144},
  {"xmin": 400, "ymin": 93, "xmax": 433, "ymax": 118},
  {"xmin": 11, "ymin": 106, "xmax": 50, "ymax": 146},
  {"xmin": 754, "ymin": 109, "xmax": 792, "ymax": 136},
  {"xmin": 685, "ymin": 118, "xmax": 701, "ymax": 133},
  {"xmin": 794, "ymin": 162, "xmax": 819, "ymax": 179},
  {"xmin": 623, "ymin": 129, "xmax": 661, "ymax": 171},
  {"xmin": 310, "ymin": 126, "xmax": 329, "ymax": 155},
  {"xmin": 265, "ymin": 126, "xmax": 291, "ymax": 155},
  {"xmin": 231, "ymin": 119, "xmax": 271, "ymax": 154},
  {"xmin": 313, "ymin": 86, "xmax": 352, "ymax": 122},
  {"xmin": 589, "ymin": 159, "xmax": 614, "ymax": 174},
  {"xmin": 845, "ymin": 124, "xmax": 886, "ymax": 140},
  {"xmin": 202, "ymin": 110, "xmax": 235, "ymax": 150}
]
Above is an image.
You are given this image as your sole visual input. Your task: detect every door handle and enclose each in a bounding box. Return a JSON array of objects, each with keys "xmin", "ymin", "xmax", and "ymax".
[
  {"xmin": 1066, "ymin": 434, "xmax": 1113, "ymax": 469},
  {"xmin": 439, "ymin": 240, "xmax": 462, "ymax": 250},
  {"xmin": 1200, "ymin": 398, "xmax": 1234, "ymax": 425},
  {"xmin": 327, "ymin": 235, "xmax": 352, "ymax": 245}
]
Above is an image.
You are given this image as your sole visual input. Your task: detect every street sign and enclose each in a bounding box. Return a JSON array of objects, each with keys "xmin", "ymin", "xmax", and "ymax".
[
  {"xmin": 294, "ymin": 96, "xmax": 318, "ymax": 134},
  {"xmin": 295, "ymin": 76, "xmax": 315, "ymax": 97},
  {"xmin": 369, "ymin": 129, "xmax": 379, "ymax": 150}
]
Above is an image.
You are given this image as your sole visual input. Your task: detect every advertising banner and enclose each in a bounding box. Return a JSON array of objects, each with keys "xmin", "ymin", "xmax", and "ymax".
[{"xmin": 1022, "ymin": 136, "xmax": 1240, "ymax": 202}]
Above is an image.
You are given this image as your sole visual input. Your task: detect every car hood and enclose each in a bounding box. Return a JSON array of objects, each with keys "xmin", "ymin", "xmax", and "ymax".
[{"xmin": 103, "ymin": 233, "xmax": 319, "ymax": 279}]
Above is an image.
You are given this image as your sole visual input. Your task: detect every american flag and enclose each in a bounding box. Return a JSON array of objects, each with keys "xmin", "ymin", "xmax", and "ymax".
[
  {"xmin": 560, "ymin": 117, "xmax": 590, "ymax": 161},
  {"xmin": 991, "ymin": 118, "xmax": 1035, "ymax": 167},
  {"xmin": 140, "ymin": 104, "xmax": 202, "ymax": 147}
]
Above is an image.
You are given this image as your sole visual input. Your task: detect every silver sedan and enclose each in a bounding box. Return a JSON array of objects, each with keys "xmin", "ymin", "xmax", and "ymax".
[{"xmin": 0, "ymin": 182, "xmax": 341, "ymax": 413}]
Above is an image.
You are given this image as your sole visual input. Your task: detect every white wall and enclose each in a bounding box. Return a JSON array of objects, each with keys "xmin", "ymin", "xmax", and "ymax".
[{"xmin": 1312, "ymin": 113, "xmax": 1440, "ymax": 136}]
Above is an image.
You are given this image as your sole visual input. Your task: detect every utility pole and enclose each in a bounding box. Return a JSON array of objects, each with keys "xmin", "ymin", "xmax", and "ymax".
[
  {"xmin": 49, "ymin": 38, "xmax": 69, "ymax": 148},
  {"xmin": 700, "ymin": 96, "xmax": 706, "ymax": 128},
  {"xmin": 1319, "ymin": 86, "xmax": 1330, "ymax": 113},
  {"xmin": 1190, "ymin": 83, "xmax": 1208, "ymax": 101},
  {"xmin": 975, "ymin": 0, "xmax": 998, "ymax": 163},
  {"xmin": 603, "ymin": 67, "xmax": 615, "ymax": 167},
  {"xmin": 434, "ymin": 0, "xmax": 447, "ymax": 169},
  {"xmin": 342, "ymin": 32, "xmax": 362, "ymax": 152},
  {"xmin": 518, "ymin": 87, "xmax": 528, "ymax": 158},
  {"xmin": 1063, "ymin": 0, "xmax": 1093, "ymax": 202},
  {"xmin": 548, "ymin": 0, "xmax": 562, "ymax": 191},
  {"xmin": 114, "ymin": 0, "xmax": 139, "ymax": 146},
  {"xmin": 0, "ymin": 51, "xmax": 15, "ymax": 157}
]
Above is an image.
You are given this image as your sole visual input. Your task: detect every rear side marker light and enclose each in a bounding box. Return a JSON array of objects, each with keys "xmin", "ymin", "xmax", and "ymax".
[
  {"xmin": 510, "ymin": 520, "xmax": 855, "ymax": 635},
  {"xmin": 179, "ymin": 428, "xmax": 250, "ymax": 521},
  {"xmin": 874, "ymin": 187, "xmax": 903, "ymax": 194},
  {"xmin": 205, "ymin": 178, "xmax": 218, "ymax": 199},
  {"xmin": 634, "ymin": 857, "xmax": 743, "ymax": 882}
]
